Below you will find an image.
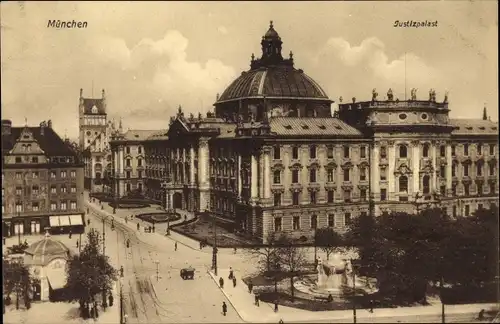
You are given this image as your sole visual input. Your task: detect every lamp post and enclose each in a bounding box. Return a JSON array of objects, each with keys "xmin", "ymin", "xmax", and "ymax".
[
  {"xmin": 351, "ymin": 258, "xmax": 357, "ymax": 324},
  {"xmin": 154, "ymin": 260, "xmax": 160, "ymax": 281},
  {"xmin": 17, "ymin": 210, "xmax": 21, "ymax": 246},
  {"xmin": 440, "ymin": 275, "xmax": 445, "ymax": 323},
  {"xmin": 102, "ymin": 215, "xmax": 108, "ymax": 309},
  {"xmin": 211, "ymin": 201, "xmax": 218, "ymax": 276}
]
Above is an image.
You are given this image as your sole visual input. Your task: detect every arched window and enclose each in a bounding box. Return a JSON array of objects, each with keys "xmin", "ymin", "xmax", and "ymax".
[
  {"xmin": 422, "ymin": 175, "xmax": 430, "ymax": 194},
  {"xmin": 399, "ymin": 145, "xmax": 408, "ymax": 158},
  {"xmin": 422, "ymin": 143, "xmax": 430, "ymax": 158},
  {"xmin": 399, "ymin": 175, "xmax": 408, "ymax": 192},
  {"xmin": 311, "ymin": 215, "xmax": 318, "ymax": 229},
  {"xmin": 273, "ymin": 170, "xmax": 281, "ymax": 184}
]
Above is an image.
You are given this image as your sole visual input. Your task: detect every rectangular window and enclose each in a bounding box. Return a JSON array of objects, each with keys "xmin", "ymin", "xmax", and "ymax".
[
  {"xmin": 360, "ymin": 189, "xmax": 367, "ymax": 201},
  {"xmin": 274, "ymin": 217, "xmax": 282, "ymax": 232},
  {"xmin": 138, "ymin": 159, "xmax": 142, "ymax": 167},
  {"xmin": 380, "ymin": 189, "xmax": 387, "ymax": 201},
  {"xmin": 327, "ymin": 190, "xmax": 334, "ymax": 203},
  {"xmin": 451, "ymin": 145, "xmax": 456, "ymax": 156},
  {"xmin": 464, "ymin": 144, "xmax": 469, "ymax": 156},
  {"xmin": 360, "ymin": 168, "xmax": 366, "ymax": 181},
  {"xmin": 50, "ymin": 202, "xmax": 57, "ymax": 211},
  {"xmin": 126, "ymin": 159, "xmax": 131, "ymax": 167},
  {"xmin": 138, "ymin": 171, "xmax": 143, "ymax": 179},
  {"xmin": 452, "ymin": 164, "xmax": 456, "ymax": 177},
  {"xmin": 490, "ymin": 183, "xmax": 496, "ymax": 194},
  {"xmin": 477, "ymin": 144, "xmax": 482, "ymax": 155},
  {"xmin": 126, "ymin": 171, "xmax": 131, "ymax": 178},
  {"xmin": 477, "ymin": 184, "xmax": 483, "ymax": 196},
  {"xmin": 71, "ymin": 201, "xmax": 77, "ymax": 210},
  {"xmin": 292, "ymin": 192, "xmax": 300, "ymax": 205},
  {"xmin": 360, "ymin": 211, "xmax": 368, "ymax": 218},
  {"xmin": 16, "ymin": 172, "xmax": 22, "ymax": 179},
  {"xmin": 311, "ymin": 215, "xmax": 318, "ymax": 229},
  {"xmin": 310, "ymin": 146, "xmax": 316, "ymax": 159},
  {"xmin": 343, "ymin": 169, "xmax": 350, "ymax": 182},
  {"xmin": 440, "ymin": 166, "xmax": 445, "ymax": 178},
  {"xmin": 360, "ymin": 146, "xmax": 366, "ymax": 159},
  {"xmin": 452, "ymin": 185, "xmax": 457, "ymax": 196},
  {"xmin": 345, "ymin": 213, "xmax": 352, "ymax": 226},
  {"xmin": 292, "ymin": 170, "xmax": 299, "ymax": 183},
  {"xmin": 490, "ymin": 144, "xmax": 495, "ymax": 155},
  {"xmin": 328, "ymin": 214, "xmax": 334, "ymax": 227},
  {"xmin": 61, "ymin": 186, "xmax": 67, "ymax": 193},
  {"xmin": 477, "ymin": 164, "xmax": 482, "ymax": 176},
  {"xmin": 440, "ymin": 146, "xmax": 446, "ymax": 157},
  {"xmin": 61, "ymin": 171, "xmax": 67, "ymax": 178},
  {"xmin": 71, "ymin": 170, "xmax": 76, "ymax": 178},
  {"xmin": 16, "ymin": 187, "xmax": 22, "ymax": 195},
  {"xmin": 309, "ymin": 169, "xmax": 316, "ymax": 183},
  {"xmin": 51, "ymin": 171, "xmax": 56, "ymax": 178},
  {"xmin": 380, "ymin": 168, "xmax": 387, "ymax": 181},
  {"xmin": 453, "ymin": 206, "xmax": 457, "ymax": 217},
  {"xmin": 273, "ymin": 146, "xmax": 280, "ymax": 160},
  {"xmin": 310, "ymin": 191, "xmax": 317, "ymax": 204},
  {"xmin": 273, "ymin": 171, "xmax": 281, "ymax": 184},
  {"xmin": 327, "ymin": 169, "xmax": 334, "ymax": 182},
  {"xmin": 126, "ymin": 147, "xmax": 130, "ymax": 154},
  {"xmin": 292, "ymin": 147, "xmax": 299, "ymax": 160},
  {"xmin": 440, "ymin": 185, "xmax": 446, "ymax": 196},
  {"xmin": 273, "ymin": 193, "xmax": 281, "ymax": 206},
  {"xmin": 31, "ymin": 185, "xmax": 39, "ymax": 195},
  {"xmin": 70, "ymin": 185, "xmax": 77, "ymax": 193},
  {"xmin": 464, "ymin": 205, "xmax": 470, "ymax": 216},
  {"xmin": 138, "ymin": 146, "xmax": 142, "ymax": 154},
  {"xmin": 380, "ymin": 146, "xmax": 387, "ymax": 158},
  {"xmin": 464, "ymin": 165, "xmax": 469, "ymax": 177},
  {"xmin": 15, "ymin": 157, "xmax": 22, "ymax": 163},
  {"xmin": 60, "ymin": 202, "xmax": 67, "ymax": 211},
  {"xmin": 334, "ymin": 214, "xmax": 344, "ymax": 228},
  {"xmin": 478, "ymin": 203, "xmax": 483, "ymax": 210},
  {"xmin": 32, "ymin": 202, "xmax": 39, "ymax": 212},
  {"xmin": 16, "ymin": 203, "xmax": 23, "ymax": 212},
  {"xmin": 327, "ymin": 146, "xmax": 334, "ymax": 159},
  {"xmin": 293, "ymin": 216, "xmax": 300, "ymax": 230},
  {"xmin": 32, "ymin": 172, "xmax": 39, "ymax": 178},
  {"xmin": 344, "ymin": 190, "xmax": 351, "ymax": 202},
  {"xmin": 464, "ymin": 184, "xmax": 470, "ymax": 196},
  {"xmin": 51, "ymin": 186, "xmax": 57, "ymax": 194},
  {"xmin": 490, "ymin": 164, "xmax": 495, "ymax": 176},
  {"xmin": 343, "ymin": 146, "xmax": 350, "ymax": 158}
]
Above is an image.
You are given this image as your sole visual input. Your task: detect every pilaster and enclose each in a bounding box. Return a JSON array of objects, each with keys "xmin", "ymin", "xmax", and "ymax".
[
  {"xmin": 237, "ymin": 154, "xmax": 242, "ymax": 198},
  {"xmin": 411, "ymin": 141, "xmax": 420, "ymax": 194},
  {"xmin": 388, "ymin": 141, "xmax": 396, "ymax": 199},
  {"xmin": 431, "ymin": 143, "xmax": 437, "ymax": 193},
  {"xmin": 446, "ymin": 145, "xmax": 452, "ymax": 196},
  {"xmin": 190, "ymin": 146, "xmax": 195, "ymax": 185},
  {"xmin": 250, "ymin": 153, "xmax": 259, "ymax": 204},
  {"xmin": 371, "ymin": 144, "xmax": 380, "ymax": 198}
]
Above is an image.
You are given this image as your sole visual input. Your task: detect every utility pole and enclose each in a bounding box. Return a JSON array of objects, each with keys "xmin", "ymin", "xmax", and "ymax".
[
  {"xmin": 352, "ymin": 258, "xmax": 357, "ymax": 324},
  {"xmin": 441, "ymin": 276, "xmax": 445, "ymax": 323},
  {"xmin": 119, "ymin": 279, "xmax": 124, "ymax": 324},
  {"xmin": 79, "ymin": 233, "xmax": 82, "ymax": 253}
]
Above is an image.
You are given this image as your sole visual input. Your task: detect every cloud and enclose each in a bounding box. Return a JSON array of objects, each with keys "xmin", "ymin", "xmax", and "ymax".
[{"xmin": 217, "ymin": 25, "xmax": 229, "ymax": 35}]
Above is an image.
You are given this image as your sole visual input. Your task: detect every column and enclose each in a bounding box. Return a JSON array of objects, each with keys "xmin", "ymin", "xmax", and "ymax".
[
  {"xmin": 251, "ymin": 153, "xmax": 258, "ymax": 201},
  {"xmin": 197, "ymin": 140, "xmax": 209, "ymax": 187},
  {"xmin": 113, "ymin": 149, "xmax": 119, "ymax": 176},
  {"xmin": 189, "ymin": 146, "xmax": 195, "ymax": 185},
  {"xmin": 431, "ymin": 144, "xmax": 437, "ymax": 192},
  {"xmin": 259, "ymin": 152, "xmax": 265, "ymax": 199},
  {"xmin": 264, "ymin": 148, "xmax": 271, "ymax": 199},
  {"xmin": 237, "ymin": 154, "xmax": 242, "ymax": 198},
  {"xmin": 446, "ymin": 145, "xmax": 452, "ymax": 195},
  {"xmin": 412, "ymin": 142, "xmax": 420, "ymax": 194},
  {"xmin": 119, "ymin": 146, "xmax": 124, "ymax": 175},
  {"xmin": 371, "ymin": 144, "xmax": 380, "ymax": 199},
  {"xmin": 388, "ymin": 142, "xmax": 396, "ymax": 198}
]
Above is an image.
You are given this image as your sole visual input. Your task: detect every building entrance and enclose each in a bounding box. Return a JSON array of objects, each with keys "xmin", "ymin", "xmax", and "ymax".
[{"xmin": 173, "ymin": 192, "xmax": 183, "ymax": 209}]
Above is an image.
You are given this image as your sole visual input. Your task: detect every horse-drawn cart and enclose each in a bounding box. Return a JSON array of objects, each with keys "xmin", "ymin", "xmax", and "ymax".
[{"xmin": 180, "ymin": 267, "xmax": 195, "ymax": 280}]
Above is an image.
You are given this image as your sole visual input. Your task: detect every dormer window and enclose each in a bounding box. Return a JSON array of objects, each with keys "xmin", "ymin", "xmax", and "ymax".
[
  {"xmin": 284, "ymin": 125, "xmax": 292, "ymax": 130},
  {"xmin": 301, "ymin": 124, "xmax": 309, "ymax": 130},
  {"xmin": 91, "ymin": 105, "xmax": 98, "ymax": 114}
]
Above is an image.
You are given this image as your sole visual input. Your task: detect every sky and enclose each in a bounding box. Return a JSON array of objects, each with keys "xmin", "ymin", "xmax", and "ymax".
[{"xmin": 1, "ymin": 1, "xmax": 497, "ymax": 140}]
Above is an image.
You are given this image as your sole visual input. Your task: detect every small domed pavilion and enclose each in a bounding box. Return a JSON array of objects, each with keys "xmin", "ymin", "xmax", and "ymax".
[{"xmin": 24, "ymin": 233, "xmax": 72, "ymax": 301}]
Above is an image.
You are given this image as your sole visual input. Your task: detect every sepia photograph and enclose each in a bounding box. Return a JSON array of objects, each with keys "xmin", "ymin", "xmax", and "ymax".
[{"xmin": 1, "ymin": 1, "xmax": 499, "ymax": 323}]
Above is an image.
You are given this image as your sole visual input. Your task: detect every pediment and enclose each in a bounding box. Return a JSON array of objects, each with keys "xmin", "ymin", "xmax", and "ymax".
[
  {"xmin": 396, "ymin": 163, "xmax": 412, "ymax": 175},
  {"xmin": 167, "ymin": 118, "xmax": 191, "ymax": 137},
  {"xmin": 325, "ymin": 161, "xmax": 337, "ymax": 169}
]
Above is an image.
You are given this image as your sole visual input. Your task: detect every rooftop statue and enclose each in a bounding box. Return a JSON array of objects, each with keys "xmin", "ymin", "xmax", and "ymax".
[
  {"xmin": 339, "ymin": 96, "xmax": 343, "ymax": 103},
  {"xmin": 444, "ymin": 91, "xmax": 449, "ymax": 103},
  {"xmin": 387, "ymin": 88, "xmax": 394, "ymax": 101},
  {"xmin": 352, "ymin": 97, "xmax": 356, "ymax": 103},
  {"xmin": 372, "ymin": 88, "xmax": 378, "ymax": 101},
  {"xmin": 411, "ymin": 88, "xmax": 418, "ymax": 101},
  {"xmin": 198, "ymin": 112, "xmax": 202, "ymax": 120}
]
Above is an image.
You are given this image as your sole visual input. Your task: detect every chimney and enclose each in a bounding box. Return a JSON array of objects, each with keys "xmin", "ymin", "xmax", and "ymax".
[
  {"xmin": 47, "ymin": 120, "xmax": 52, "ymax": 128},
  {"xmin": 102, "ymin": 89, "xmax": 106, "ymax": 99},
  {"xmin": 1, "ymin": 119, "xmax": 12, "ymax": 136},
  {"xmin": 80, "ymin": 88, "xmax": 83, "ymax": 98},
  {"xmin": 40, "ymin": 121, "xmax": 46, "ymax": 136},
  {"xmin": 482, "ymin": 105, "xmax": 488, "ymax": 120}
]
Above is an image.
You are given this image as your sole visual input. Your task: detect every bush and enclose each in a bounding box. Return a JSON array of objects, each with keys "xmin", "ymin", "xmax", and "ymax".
[
  {"xmin": 135, "ymin": 213, "xmax": 181, "ymax": 223},
  {"xmin": 108, "ymin": 202, "xmax": 149, "ymax": 209}
]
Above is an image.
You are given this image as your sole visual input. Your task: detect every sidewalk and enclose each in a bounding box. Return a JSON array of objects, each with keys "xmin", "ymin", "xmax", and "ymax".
[{"xmin": 208, "ymin": 268, "xmax": 499, "ymax": 323}]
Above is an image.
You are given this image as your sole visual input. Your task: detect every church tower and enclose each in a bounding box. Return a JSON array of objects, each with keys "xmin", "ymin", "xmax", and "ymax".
[{"xmin": 78, "ymin": 88, "xmax": 108, "ymax": 150}]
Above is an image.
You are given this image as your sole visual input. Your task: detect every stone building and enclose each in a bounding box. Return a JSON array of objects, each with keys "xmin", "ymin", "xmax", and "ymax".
[
  {"xmin": 118, "ymin": 22, "xmax": 499, "ymax": 243},
  {"xmin": 79, "ymin": 88, "xmax": 115, "ymax": 192},
  {"xmin": 2, "ymin": 120, "xmax": 85, "ymax": 237},
  {"xmin": 109, "ymin": 129, "xmax": 157, "ymax": 197}
]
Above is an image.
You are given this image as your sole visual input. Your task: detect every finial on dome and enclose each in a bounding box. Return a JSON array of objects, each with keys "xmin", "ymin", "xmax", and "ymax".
[
  {"xmin": 289, "ymin": 51, "xmax": 293, "ymax": 59},
  {"xmin": 251, "ymin": 53, "xmax": 255, "ymax": 61},
  {"xmin": 270, "ymin": 20, "xmax": 273, "ymax": 29}
]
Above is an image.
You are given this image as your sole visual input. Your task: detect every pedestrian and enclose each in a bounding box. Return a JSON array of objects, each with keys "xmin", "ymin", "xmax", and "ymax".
[
  {"xmin": 232, "ymin": 276, "xmax": 237, "ymax": 287},
  {"xmin": 125, "ymin": 217, "xmax": 128, "ymax": 224},
  {"xmin": 137, "ymin": 223, "xmax": 140, "ymax": 231},
  {"xmin": 229, "ymin": 267, "xmax": 233, "ymax": 280},
  {"xmin": 90, "ymin": 305, "xmax": 95, "ymax": 319},
  {"xmin": 124, "ymin": 314, "xmax": 128, "ymax": 323},
  {"xmin": 274, "ymin": 300, "xmax": 279, "ymax": 312},
  {"xmin": 248, "ymin": 280, "xmax": 253, "ymax": 293},
  {"xmin": 219, "ymin": 277, "xmax": 224, "ymax": 289},
  {"xmin": 184, "ymin": 215, "xmax": 187, "ymax": 222},
  {"xmin": 76, "ymin": 240, "xmax": 79, "ymax": 249},
  {"xmin": 69, "ymin": 231, "xmax": 72, "ymax": 239},
  {"xmin": 87, "ymin": 207, "xmax": 89, "ymax": 214},
  {"xmin": 233, "ymin": 247, "xmax": 237, "ymax": 254},
  {"xmin": 279, "ymin": 319, "xmax": 284, "ymax": 324},
  {"xmin": 222, "ymin": 301, "xmax": 227, "ymax": 316},
  {"xmin": 108, "ymin": 293, "xmax": 114, "ymax": 307},
  {"xmin": 199, "ymin": 241, "xmax": 203, "ymax": 250},
  {"xmin": 254, "ymin": 293, "xmax": 260, "ymax": 306},
  {"xmin": 327, "ymin": 294, "xmax": 333, "ymax": 303},
  {"xmin": 369, "ymin": 299, "xmax": 374, "ymax": 313},
  {"xmin": 120, "ymin": 266, "xmax": 124, "ymax": 278},
  {"xmin": 174, "ymin": 242, "xmax": 177, "ymax": 251},
  {"xmin": 94, "ymin": 301, "xmax": 99, "ymax": 317},
  {"xmin": 87, "ymin": 219, "xmax": 91, "ymax": 225},
  {"xmin": 478, "ymin": 309, "xmax": 485, "ymax": 321}
]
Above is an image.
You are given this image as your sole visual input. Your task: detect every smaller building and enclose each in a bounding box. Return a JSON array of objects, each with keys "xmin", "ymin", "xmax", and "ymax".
[
  {"xmin": 24, "ymin": 233, "xmax": 71, "ymax": 302},
  {"xmin": 109, "ymin": 129, "xmax": 157, "ymax": 198}
]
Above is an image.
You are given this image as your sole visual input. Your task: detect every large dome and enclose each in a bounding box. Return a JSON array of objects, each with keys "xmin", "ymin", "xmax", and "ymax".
[
  {"xmin": 217, "ymin": 21, "xmax": 329, "ymax": 103},
  {"xmin": 218, "ymin": 66, "xmax": 329, "ymax": 102}
]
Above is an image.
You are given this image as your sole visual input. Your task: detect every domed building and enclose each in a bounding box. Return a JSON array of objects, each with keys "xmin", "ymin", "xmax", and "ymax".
[
  {"xmin": 134, "ymin": 22, "xmax": 498, "ymax": 243},
  {"xmin": 24, "ymin": 233, "xmax": 71, "ymax": 301}
]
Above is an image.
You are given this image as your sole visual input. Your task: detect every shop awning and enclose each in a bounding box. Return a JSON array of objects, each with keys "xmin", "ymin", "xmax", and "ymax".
[
  {"xmin": 69, "ymin": 215, "xmax": 83, "ymax": 226},
  {"xmin": 49, "ymin": 216, "xmax": 60, "ymax": 227},
  {"xmin": 46, "ymin": 271, "xmax": 66, "ymax": 290},
  {"xmin": 59, "ymin": 216, "xmax": 71, "ymax": 226}
]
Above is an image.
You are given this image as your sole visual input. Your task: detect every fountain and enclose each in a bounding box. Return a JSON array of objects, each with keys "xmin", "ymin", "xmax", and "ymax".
[{"xmin": 294, "ymin": 253, "xmax": 377, "ymax": 298}]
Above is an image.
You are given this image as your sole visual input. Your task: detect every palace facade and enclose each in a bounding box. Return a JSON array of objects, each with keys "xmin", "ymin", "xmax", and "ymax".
[
  {"xmin": 2, "ymin": 120, "xmax": 85, "ymax": 237},
  {"xmin": 110, "ymin": 22, "xmax": 498, "ymax": 243}
]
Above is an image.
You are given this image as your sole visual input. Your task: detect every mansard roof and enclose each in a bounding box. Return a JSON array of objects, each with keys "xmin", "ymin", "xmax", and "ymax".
[
  {"xmin": 269, "ymin": 117, "xmax": 364, "ymax": 137},
  {"xmin": 450, "ymin": 119, "xmax": 498, "ymax": 136}
]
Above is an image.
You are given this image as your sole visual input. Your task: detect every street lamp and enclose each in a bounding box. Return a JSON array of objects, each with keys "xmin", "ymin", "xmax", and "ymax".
[
  {"xmin": 210, "ymin": 201, "xmax": 218, "ymax": 276},
  {"xmin": 351, "ymin": 258, "xmax": 357, "ymax": 324}
]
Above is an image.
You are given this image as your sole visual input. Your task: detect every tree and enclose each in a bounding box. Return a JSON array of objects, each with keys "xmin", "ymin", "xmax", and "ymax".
[
  {"xmin": 65, "ymin": 229, "xmax": 118, "ymax": 318},
  {"xmin": 275, "ymin": 234, "xmax": 308, "ymax": 302},
  {"xmin": 314, "ymin": 227, "xmax": 344, "ymax": 260},
  {"xmin": 246, "ymin": 231, "xmax": 281, "ymax": 274},
  {"xmin": 3, "ymin": 259, "xmax": 35, "ymax": 310}
]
